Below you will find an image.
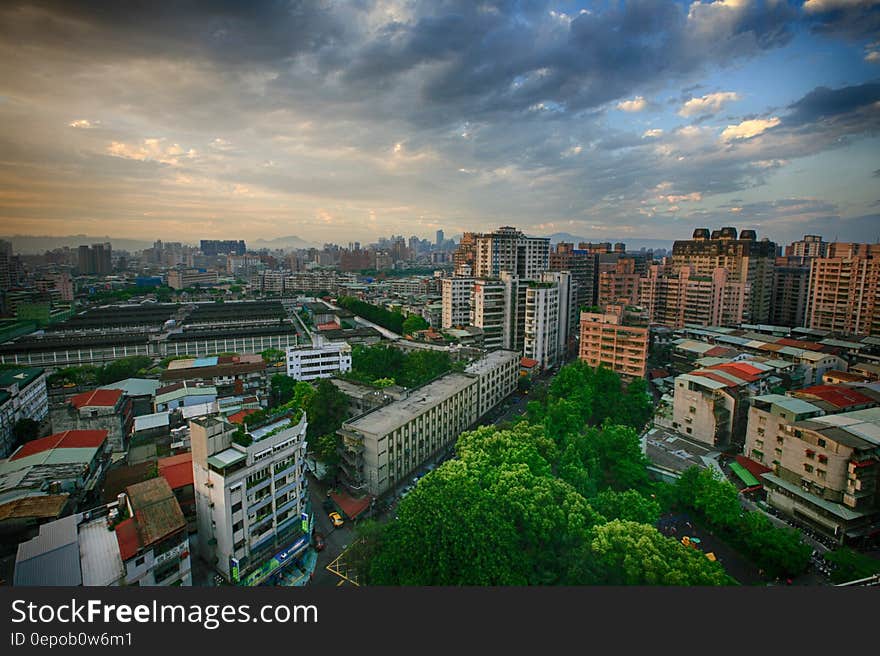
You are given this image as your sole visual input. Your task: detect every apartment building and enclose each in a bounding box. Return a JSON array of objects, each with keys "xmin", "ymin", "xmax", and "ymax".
[
  {"xmin": 550, "ymin": 243, "xmax": 599, "ymax": 309},
  {"xmin": 338, "ymin": 373, "xmax": 479, "ymax": 496},
  {"xmin": 806, "ymin": 242, "xmax": 880, "ymax": 337},
  {"xmin": 161, "ymin": 354, "xmax": 268, "ymax": 400},
  {"xmin": 465, "ymin": 350, "xmax": 519, "ymax": 419},
  {"xmin": 579, "ymin": 306, "xmax": 649, "ymax": 379},
  {"xmin": 785, "ymin": 234, "xmax": 827, "ymax": 258},
  {"xmin": 470, "ymin": 279, "xmax": 506, "ymax": 351},
  {"xmin": 752, "ymin": 404, "xmax": 880, "ymax": 544},
  {"xmin": 14, "ymin": 477, "xmax": 191, "ymax": 586},
  {"xmin": 541, "ymin": 271, "xmax": 577, "ymax": 358},
  {"xmin": 190, "ymin": 412, "xmax": 310, "ymax": 584},
  {"xmin": 501, "ymin": 271, "xmax": 527, "ymax": 353},
  {"xmin": 286, "ymin": 342, "xmax": 352, "ymax": 381},
  {"xmin": 51, "ymin": 388, "xmax": 133, "ymax": 453},
  {"xmin": 640, "ymin": 265, "xmax": 750, "ymax": 328},
  {"xmin": 0, "ymin": 368, "xmax": 48, "ymax": 458},
  {"xmin": 524, "ymin": 281, "xmax": 560, "ymax": 370},
  {"xmin": 167, "ymin": 268, "xmax": 219, "ymax": 290},
  {"xmin": 598, "ymin": 257, "xmax": 642, "ymax": 308},
  {"xmin": 671, "ymin": 361, "xmax": 773, "ymax": 448},
  {"xmin": 441, "ymin": 277, "xmax": 475, "ymax": 329},
  {"xmin": 771, "ymin": 256, "xmax": 811, "ymax": 328},
  {"xmin": 474, "ymin": 226, "xmax": 550, "ymax": 280},
  {"xmin": 670, "ymin": 227, "xmax": 776, "ymax": 323}
]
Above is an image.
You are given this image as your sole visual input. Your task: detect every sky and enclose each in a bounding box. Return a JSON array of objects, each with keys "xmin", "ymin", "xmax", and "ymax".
[{"xmin": 0, "ymin": 0, "xmax": 878, "ymax": 247}]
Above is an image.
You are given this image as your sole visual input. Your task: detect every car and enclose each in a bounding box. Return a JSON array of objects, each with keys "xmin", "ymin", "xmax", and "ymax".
[
  {"xmin": 328, "ymin": 511, "xmax": 344, "ymax": 528},
  {"xmin": 313, "ymin": 532, "xmax": 326, "ymax": 551}
]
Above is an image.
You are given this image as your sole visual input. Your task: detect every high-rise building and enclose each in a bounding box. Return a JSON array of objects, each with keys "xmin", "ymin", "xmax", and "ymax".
[
  {"xmin": 441, "ymin": 277, "xmax": 475, "ymax": 329},
  {"xmin": 785, "ymin": 235, "xmax": 827, "ymax": 259},
  {"xmin": 806, "ymin": 242, "xmax": 880, "ymax": 336},
  {"xmin": 200, "ymin": 240, "xmax": 246, "ymax": 256},
  {"xmin": 540, "ymin": 270, "xmax": 576, "ymax": 359},
  {"xmin": 579, "ymin": 305, "xmax": 649, "ymax": 379},
  {"xmin": 524, "ymin": 280, "xmax": 560, "ymax": 370},
  {"xmin": 501, "ymin": 271, "xmax": 527, "ymax": 354},
  {"xmin": 598, "ymin": 257, "xmax": 642, "ymax": 308},
  {"xmin": 671, "ymin": 227, "xmax": 776, "ymax": 323},
  {"xmin": 771, "ymin": 256, "xmax": 811, "ymax": 328},
  {"xmin": 76, "ymin": 242, "xmax": 112, "ymax": 275},
  {"xmin": 640, "ymin": 263, "xmax": 750, "ymax": 328},
  {"xmin": 470, "ymin": 279, "xmax": 506, "ymax": 351},
  {"xmin": 474, "ymin": 226, "xmax": 550, "ymax": 280},
  {"xmin": 190, "ymin": 412, "xmax": 310, "ymax": 584},
  {"xmin": 435, "ymin": 229, "xmax": 444, "ymax": 246},
  {"xmin": 550, "ymin": 243, "xmax": 599, "ymax": 309},
  {"xmin": 453, "ymin": 232, "xmax": 478, "ymax": 276}
]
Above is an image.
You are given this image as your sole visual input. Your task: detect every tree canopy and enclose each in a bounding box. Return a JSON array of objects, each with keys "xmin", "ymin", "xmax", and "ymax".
[{"xmin": 345, "ymin": 344, "xmax": 457, "ymax": 388}]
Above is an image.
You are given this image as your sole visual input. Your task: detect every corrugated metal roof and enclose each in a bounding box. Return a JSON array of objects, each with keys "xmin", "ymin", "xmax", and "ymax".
[
  {"xmin": 14, "ymin": 513, "xmax": 82, "ymax": 586},
  {"xmin": 134, "ymin": 412, "xmax": 170, "ymax": 432}
]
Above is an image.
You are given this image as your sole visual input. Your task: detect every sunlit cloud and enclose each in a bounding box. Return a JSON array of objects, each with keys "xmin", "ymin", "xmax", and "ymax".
[
  {"xmin": 678, "ymin": 91, "xmax": 739, "ymax": 117},
  {"xmin": 720, "ymin": 117, "xmax": 781, "ymax": 142},
  {"xmin": 617, "ymin": 96, "xmax": 647, "ymax": 112}
]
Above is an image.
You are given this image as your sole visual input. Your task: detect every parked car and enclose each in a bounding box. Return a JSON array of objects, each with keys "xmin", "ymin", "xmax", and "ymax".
[{"xmin": 328, "ymin": 511, "xmax": 344, "ymax": 528}]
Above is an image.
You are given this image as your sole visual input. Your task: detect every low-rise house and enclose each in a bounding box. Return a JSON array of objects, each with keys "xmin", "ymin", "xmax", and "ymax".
[{"xmin": 51, "ymin": 388, "xmax": 133, "ymax": 453}]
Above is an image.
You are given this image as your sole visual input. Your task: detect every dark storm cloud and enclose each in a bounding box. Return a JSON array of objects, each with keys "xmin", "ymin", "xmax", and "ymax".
[
  {"xmin": 2, "ymin": 0, "xmax": 346, "ymax": 64},
  {"xmin": 784, "ymin": 82, "xmax": 880, "ymax": 127},
  {"xmin": 804, "ymin": 0, "xmax": 880, "ymax": 41}
]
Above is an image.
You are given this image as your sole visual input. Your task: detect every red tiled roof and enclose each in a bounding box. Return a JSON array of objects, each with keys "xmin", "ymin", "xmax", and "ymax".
[
  {"xmin": 10, "ymin": 430, "xmax": 108, "ymax": 461},
  {"xmin": 157, "ymin": 382, "xmax": 184, "ymax": 396},
  {"xmin": 707, "ymin": 362, "xmax": 761, "ymax": 382},
  {"xmin": 823, "ymin": 370, "xmax": 867, "ymax": 383},
  {"xmin": 777, "ymin": 338, "xmax": 826, "ymax": 351},
  {"xmin": 228, "ymin": 408, "xmax": 260, "ymax": 425},
  {"xmin": 70, "ymin": 388, "xmax": 122, "ymax": 409},
  {"xmin": 705, "ymin": 346, "xmax": 732, "ymax": 357},
  {"xmin": 736, "ymin": 455, "xmax": 772, "ymax": 479},
  {"xmin": 648, "ymin": 368, "xmax": 669, "ymax": 380},
  {"xmin": 317, "ymin": 322, "xmax": 341, "ymax": 331},
  {"xmin": 794, "ymin": 385, "xmax": 874, "ymax": 409},
  {"xmin": 330, "ymin": 491, "xmax": 371, "ymax": 520},
  {"xmin": 114, "ymin": 517, "xmax": 141, "ymax": 561},
  {"xmin": 520, "ymin": 357, "xmax": 540, "ymax": 368},
  {"xmin": 693, "ymin": 371, "xmax": 740, "ymax": 387},
  {"xmin": 158, "ymin": 452, "xmax": 193, "ymax": 490}
]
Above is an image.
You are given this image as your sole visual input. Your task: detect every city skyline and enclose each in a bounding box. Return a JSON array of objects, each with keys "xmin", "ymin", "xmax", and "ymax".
[{"xmin": 1, "ymin": 2, "xmax": 879, "ymax": 246}]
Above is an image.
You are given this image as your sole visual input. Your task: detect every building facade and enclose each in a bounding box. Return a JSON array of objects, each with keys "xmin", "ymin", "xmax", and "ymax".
[
  {"xmin": 474, "ymin": 226, "xmax": 550, "ymax": 280},
  {"xmin": 285, "ymin": 342, "xmax": 353, "ymax": 381},
  {"xmin": 805, "ymin": 242, "xmax": 880, "ymax": 337},
  {"xmin": 441, "ymin": 277, "xmax": 475, "ymax": 329},
  {"xmin": 470, "ymin": 279, "xmax": 506, "ymax": 351},
  {"xmin": 578, "ymin": 306, "xmax": 649, "ymax": 379},
  {"xmin": 0, "ymin": 368, "xmax": 48, "ymax": 458},
  {"xmin": 190, "ymin": 412, "xmax": 310, "ymax": 584}
]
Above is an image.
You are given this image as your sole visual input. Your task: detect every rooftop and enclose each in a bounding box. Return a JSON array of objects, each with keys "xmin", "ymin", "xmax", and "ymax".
[
  {"xmin": 0, "ymin": 494, "xmax": 68, "ymax": 521},
  {"xmin": 9, "ymin": 429, "xmax": 107, "ymax": 462},
  {"xmin": 126, "ymin": 477, "xmax": 186, "ymax": 549},
  {"xmin": 0, "ymin": 367, "xmax": 44, "ymax": 390},
  {"xmin": 98, "ymin": 378, "xmax": 162, "ymax": 397},
  {"xmin": 793, "ymin": 385, "xmax": 878, "ymax": 410},
  {"xmin": 70, "ymin": 388, "xmax": 123, "ymax": 409},
  {"xmin": 14, "ymin": 514, "xmax": 82, "ymax": 586},
  {"xmin": 465, "ymin": 350, "xmax": 519, "ymax": 375},
  {"xmin": 752, "ymin": 394, "xmax": 824, "ymax": 417},
  {"xmin": 345, "ymin": 373, "xmax": 476, "ymax": 436},
  {"xmin": 158, "ymin": 452, "xmax": 193, "ymax": 490}
]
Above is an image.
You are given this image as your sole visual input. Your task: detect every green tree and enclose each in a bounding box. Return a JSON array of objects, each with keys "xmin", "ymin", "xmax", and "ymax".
[
  {"xmin": 11, "ymin": 418, "xmax": 40, "ymax": 450},
  {"xmin": 96, "ymin": 356, "xmax": 153, "ymax": 385},
  {"xmin": 402, "ymin": 314, "xmax": 429, "ymax": 335},
  {"xmin": 824, "ymin": 547, "xmax": 880, "ymax": 584},
  {"xmin": 269, "ymin": 373, "xmax": 297, "ymax": 407},
  {"xmin": 303, "ymin": 379, "xmax": 348, "ymax": 440},
  {"xmin": 569, "ymin": 520, "xmax": 735, "ymax": 585},
  {"xmin": 261, "ymin": 348, "xmax": 286, "ymax": 365},
  {"xmin": 591, "ymin": 489, "xmax": 661, "ymax": 525},
  {"xmin": 311, "ymin": 433, "xmax": 341, "ymax": 465}
]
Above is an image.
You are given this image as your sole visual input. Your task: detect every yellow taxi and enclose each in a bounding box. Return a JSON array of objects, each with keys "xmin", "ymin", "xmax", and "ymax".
[{"xmin": 328, "ymin": 511, "xmax": 344, "ymax": 528}]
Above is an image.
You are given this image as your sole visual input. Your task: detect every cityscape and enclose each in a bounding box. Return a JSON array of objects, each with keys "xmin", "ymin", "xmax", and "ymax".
[{"xmin": 0, "ymin": 1, "xmax": 879, "ymax": 593}]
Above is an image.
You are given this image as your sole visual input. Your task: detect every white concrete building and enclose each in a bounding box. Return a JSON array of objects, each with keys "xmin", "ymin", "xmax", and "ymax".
[
  {"xmin": 441, "ymin": 277, "xmax": 475, "ymax": 329},
  {"xmin": 190, "ymin": 412, "xmax": 310, "ymax": 584},
  {"xmin": 0, "ymin": 367, "xmax": 48, "ymax": 458},
  {"xmin": 286, "ymin": 342, "xmax": 352, "ymax": 381},
  {"xmin": 474, "ymin": 226, "xmax": 550, "ymax": 280},
  {"xmin": 524, "ymin": 281, "xmax": 560, "ymax": 370},
  {"xmin": 465, "ymin": 350, "xmax": 520, "ymax": 419},
  {"xmin": 470, "ymin": 279, "xmax": 506, "ymax": 350},
  {"xmin": 338, "ymin": 373, "xmax": 479, "ymax": 496}
]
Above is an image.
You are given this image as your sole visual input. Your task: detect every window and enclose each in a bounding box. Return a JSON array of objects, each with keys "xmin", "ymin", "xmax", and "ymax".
[
  {"xmin": 231, "ymin": 502, "xmax": 242, "ymax": 513},
  {"xmin": 805, "ymin": 449, "xmax": 815, "ymax": 460},
  {"xmin": 817, "ymin": 438, "xmax": 826, "ymax": 448},
  {"xmin": 804, "ymin": 464, "xmax": 814, "ymax": 473},
  {"xmin": 135, "ymin": 556, "xmax": 145, "ymax": 567},
  {"xmin": 818, "ymin": 454, "xmax": 827, "ymax": 464},
  {"xmin": 233, "ymin": 521, "xmax": 243, "ymax": 532},
  {"xmin": 816, "ymin": 469, "xmax": 826, "ymax": 480}
]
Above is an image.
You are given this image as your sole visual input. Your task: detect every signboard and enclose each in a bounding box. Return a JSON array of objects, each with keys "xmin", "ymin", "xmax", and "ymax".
[
  {"xmin": 239, "ymin": 535, "xmax": 310, "ymax": 587},
  {"xmin": 230, "ymin": 557, "xmax": 240, "ymax": 583},
  {"xmin": 301, "ymin": 511, "xmax": 309, "ymax": 532}
]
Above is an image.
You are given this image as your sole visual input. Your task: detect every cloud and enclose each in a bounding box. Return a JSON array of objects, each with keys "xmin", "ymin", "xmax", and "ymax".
[
  {"xmin": 106, "ymin": 138, "xmax": 198, "ymax": 166},
  {"xmin": 617, "ymin": 96, "xmax": 648, "ymax": 112},
  {"xmin": 803, "ymin": 0, "xmax": 879, "ymax": 13},
  {"xmin": 678, "ymin": 91, "xmax": 739, "ymax": 117},
  {"xmin": 69, "ymin": 119, "xmax": 99, "ymax": 129},
  {"xmin": 867, "ymin": 50, "xmax": 880, "ymax": 62},
  {"xmin": 784, "ymin": 81, "xmax": 880, "ymax": 125},
  {"xmin": 642, "ymin": 128, "xmax": 664, "ymax": 138},
  {"xmin": 721, "ymin": 117, "xmax": 781, "ymax": 141}
]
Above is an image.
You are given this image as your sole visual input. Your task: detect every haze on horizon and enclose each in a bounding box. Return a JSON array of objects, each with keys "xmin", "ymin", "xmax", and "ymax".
[{"xmin": 0, "ymin": 0, "xmax": 878, "ymax": 247}]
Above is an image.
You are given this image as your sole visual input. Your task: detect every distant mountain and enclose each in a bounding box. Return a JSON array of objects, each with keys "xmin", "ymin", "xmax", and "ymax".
[
  {"xmin": 2, "ymin": 233, "xmax": 320, "ymax": 254},
  {"xmin": 249, "ymin": 235, "xmax": 319, "ymax": 250},
  {"xmin": 543, "ymin": 232, "xmax": 672, "ymax": 251},
  {"xmin": 1, "ymin": 234, "xmax": 162, "ymax": 254}
]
